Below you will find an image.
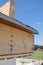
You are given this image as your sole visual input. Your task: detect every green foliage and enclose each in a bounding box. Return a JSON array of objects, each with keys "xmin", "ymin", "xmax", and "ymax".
[
  {"xmin": 27, "ymin": 52, "xmax": 43, "ymax": 60},
  {"xmin": 34, "ymin": 45, "xmax": 43, "ymax": 50},
  {"xmin": 33, "ymin": 52, "xmax": 43, "ymax": 60}
]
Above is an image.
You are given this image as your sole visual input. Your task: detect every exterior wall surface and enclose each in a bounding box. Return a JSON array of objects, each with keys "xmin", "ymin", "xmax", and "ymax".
[
  {"xmin": 0, "ymin": 23, "xmax": 34, "ymax": 58},
  {"xmin": 0, "ymin": 58, "xmax": 16, "ymax": 65},
  {"xmin": 0, "ymin": 0, "xmax": 15, "ymax": 18},
  {"xmin": 0, "ymin": 1, "xmax": 10, "ymax": 16}
]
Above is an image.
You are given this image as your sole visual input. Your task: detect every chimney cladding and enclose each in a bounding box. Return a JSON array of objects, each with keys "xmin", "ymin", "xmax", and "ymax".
[{"xmin": 0, "ymin": 0, "xmax": 15, "ymax": 18}]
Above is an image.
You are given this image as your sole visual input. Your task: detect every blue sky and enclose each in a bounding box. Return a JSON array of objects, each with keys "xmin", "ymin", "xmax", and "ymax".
[{"xmin": 0, "ymin": 0, "xmax": 43, "ymax": 45}]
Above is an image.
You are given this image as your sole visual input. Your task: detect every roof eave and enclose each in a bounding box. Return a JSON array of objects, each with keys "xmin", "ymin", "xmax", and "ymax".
[{"xmin": 0, "ymin": 12, "xmax": 39, "ymax": 34}]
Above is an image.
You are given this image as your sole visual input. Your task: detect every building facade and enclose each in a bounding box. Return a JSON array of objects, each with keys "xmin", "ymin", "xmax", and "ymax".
[{"xmin": 0, "ymin": 0, "xmax": 39, "ymax": 59}]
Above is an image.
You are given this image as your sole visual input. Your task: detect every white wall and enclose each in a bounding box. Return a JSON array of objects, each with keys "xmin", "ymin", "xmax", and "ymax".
[{"xmin": 0, "ymin": 58, "xmax": 16, "ymax": 65}]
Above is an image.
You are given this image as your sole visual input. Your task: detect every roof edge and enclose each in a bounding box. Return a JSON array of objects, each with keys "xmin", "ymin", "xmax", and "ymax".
[{"xmin": 0, "ymin": 12, "xmax": 39, "ymax": 34}]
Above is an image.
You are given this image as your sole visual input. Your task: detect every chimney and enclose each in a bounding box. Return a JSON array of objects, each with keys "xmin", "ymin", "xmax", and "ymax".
[{"xmin": 0, "ymin": 0, "xmax": 15, "ymax": 18}]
